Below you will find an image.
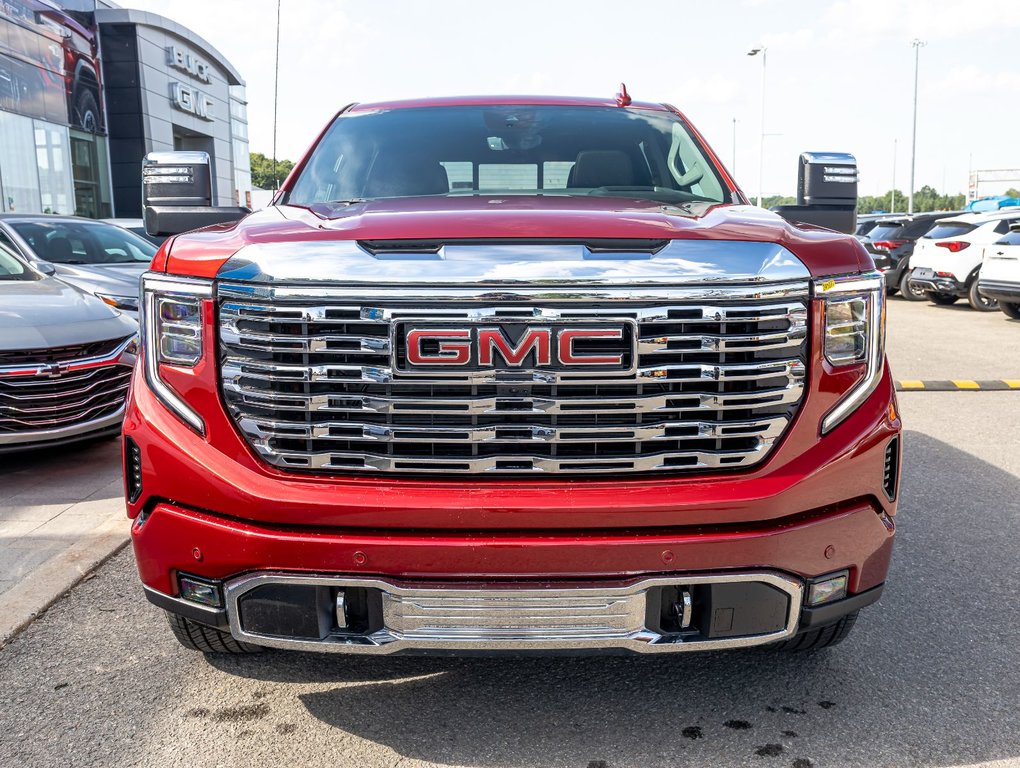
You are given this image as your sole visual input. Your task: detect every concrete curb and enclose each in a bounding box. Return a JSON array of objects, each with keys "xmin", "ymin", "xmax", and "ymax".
[
  {"xmin": 896, "ymin": 379, "xmax": 1020, "ymax": 391},
  {"xmin": 0, "ymin": 514, "xmax": 129, "ymax": 648}
]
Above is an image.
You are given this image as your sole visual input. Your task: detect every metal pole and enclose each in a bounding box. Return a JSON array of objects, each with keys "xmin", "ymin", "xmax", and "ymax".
[
  {"xmin": 891, "ymin": 138, "xmax": 897, "ymax": 213},
  {"xmin": 758, "ymin": 48, "xmax": 767, "ymax": 207},
  {"xmin": 732, "ymin": 117, "xmax": 737, "ymax": 176},
  {"xmin": 272, "ymin": 0, "xmax": 282, "ymax": 192},
  {"xmin": 908, "ymin": 39, "xmax": 925, "ymax": 214}
]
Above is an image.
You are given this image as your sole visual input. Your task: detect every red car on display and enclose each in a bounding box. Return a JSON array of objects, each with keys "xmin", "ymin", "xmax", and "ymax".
[{"xmin": 126, "ymin": 93, "xmax": 900, "ymax": 656}]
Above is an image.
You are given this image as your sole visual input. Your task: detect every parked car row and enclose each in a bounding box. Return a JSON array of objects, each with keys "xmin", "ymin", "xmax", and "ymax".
[
  {"xmin": 0, "ymin": 215, "xmax": 149, "ymax": 453},
  {"xmin": 858, "ymin": 208, "xmax": 1020, "ymax": 321}
]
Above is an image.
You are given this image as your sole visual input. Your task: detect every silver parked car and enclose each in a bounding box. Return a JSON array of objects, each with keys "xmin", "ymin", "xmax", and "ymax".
[
  {"xmin": 0, "ymin": 214, "xmax": 159, "ymax": 316},
  {"xmin": 102, "ymin": 217, "xmax": 168, "ymax": 248},
  {"xmin": 0, "ymin": 242, "xmax": 137, "ymax": 453}
]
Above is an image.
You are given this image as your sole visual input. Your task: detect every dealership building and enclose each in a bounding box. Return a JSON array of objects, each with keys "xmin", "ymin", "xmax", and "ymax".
[{"xmin": 0, "ymin": 0, "xmax": 251, "ymax": 220}]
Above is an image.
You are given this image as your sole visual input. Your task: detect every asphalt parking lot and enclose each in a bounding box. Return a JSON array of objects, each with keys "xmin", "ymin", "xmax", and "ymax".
[{"xmin": 0, "ymin": 297, "xmax": 1017, "ymax": 768}]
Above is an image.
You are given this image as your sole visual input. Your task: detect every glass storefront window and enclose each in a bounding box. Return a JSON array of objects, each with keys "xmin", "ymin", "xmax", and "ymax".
[
  {"xmin": 70, "ymin": 129, "xmax": 112, "ymax": 218},
  {"xmin": 0, "ymin": 112, "xmax": 41, "ymax": 213},
  {"xmin": 34, "ymin": 120, "xmax": 74, "ymax": 214}
]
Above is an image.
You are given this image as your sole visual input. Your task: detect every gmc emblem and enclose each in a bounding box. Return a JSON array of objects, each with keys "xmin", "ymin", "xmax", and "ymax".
[{"xmin": 395, "ymin": 322, "xmax": 635, "ymax": 373}]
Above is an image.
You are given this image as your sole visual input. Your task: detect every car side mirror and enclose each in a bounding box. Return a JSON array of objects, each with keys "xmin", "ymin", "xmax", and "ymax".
[
  {"xmin": 36, "ymin": 261, "xmax": 57, "ymax": 275},
  {"xmin": 771, "ymin": 152, "xmax": 858, "ymax": 234},
  {"xmin": 142, "ymin": 151, "xmax": 249, "ymax": 237}
]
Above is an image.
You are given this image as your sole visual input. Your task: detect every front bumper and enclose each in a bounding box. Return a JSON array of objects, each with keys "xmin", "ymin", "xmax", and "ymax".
[
  {"xmin": 978, "ymin": 280, "xmax": 1020, "ymax": 303},
  {"xmin": 135, "ymin": 492, "xmax": 894, "ymax": 653}
]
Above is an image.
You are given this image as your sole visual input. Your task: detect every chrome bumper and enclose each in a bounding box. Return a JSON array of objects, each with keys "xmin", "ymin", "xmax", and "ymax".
[{"xmin": 223, "ymin": 571, "xmax": 804, "ymax": 654}]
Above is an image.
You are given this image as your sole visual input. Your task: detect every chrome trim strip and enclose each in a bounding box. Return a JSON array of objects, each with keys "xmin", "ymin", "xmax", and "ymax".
[
  {"xmin": 218, "ymin": 282, "xmax": 811, "ymax": 303},
  {"xmin": 221, "ymin": 380, "xmax": 805, "ymax": 415},
  {"xmin": 0, "ymin": 404, "xmax": 125, "ymax": 445},
  {"xmin": 236, "ymin": 414, "xmax": 789, "ymax": 444},
  {"xmin": 260, "ymin": 445, "xmax": 774, "ymax": 473},
  {"xmin": 221, "ymin": 356, "xmax": 805, "ymax": 386},
  {"xmin": 0, "ymin": 335, "xmax": 137, "ymax": 378},
  {"xmin": 816, "ymin": 272, "xmax": 886, "ymax": 433},
  {"xmin": 217, "ymin": 240, "xmax": 812, "ymax": 287},
  {"xmin": 140, "ymin": 272, "xmax": 212, "ymax": 435},
  {"xmin": 223, "ymin": 571, "xmax": 803, "ymax": 654}
]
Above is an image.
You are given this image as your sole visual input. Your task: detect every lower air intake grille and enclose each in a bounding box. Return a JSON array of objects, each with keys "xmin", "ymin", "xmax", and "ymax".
[{"xmin": 218, "ymin": 286, "xmax": 809, "ymax": 476}]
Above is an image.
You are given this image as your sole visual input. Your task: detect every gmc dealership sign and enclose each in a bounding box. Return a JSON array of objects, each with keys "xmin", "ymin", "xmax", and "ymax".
[{"xmin": 167, "ymin": 45, "xmax": 214, "ymax": 120}]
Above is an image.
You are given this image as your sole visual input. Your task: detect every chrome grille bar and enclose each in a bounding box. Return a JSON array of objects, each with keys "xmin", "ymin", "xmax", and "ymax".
[{"xmin": 218, "ymin": 285, "xmax": 810, "ymax": 475}]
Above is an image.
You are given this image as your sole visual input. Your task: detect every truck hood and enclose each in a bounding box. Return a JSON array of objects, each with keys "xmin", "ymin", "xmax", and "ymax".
[
  {"xmin": 0, "ymin": 276, "xmax": 138, "ymax": 351},
  {"xmin": 156, "ymin": 197, "xmax": 868, "ymax": 279}
]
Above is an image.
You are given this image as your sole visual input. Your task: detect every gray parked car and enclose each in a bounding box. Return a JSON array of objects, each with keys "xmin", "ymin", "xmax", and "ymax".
[
  {"xmin": 0, "ymin": 214, "xmax": 158, "ymax": 316},
  {"xmin": 0, "ymin": 242, "xmax": 137, "ymax": 453}
]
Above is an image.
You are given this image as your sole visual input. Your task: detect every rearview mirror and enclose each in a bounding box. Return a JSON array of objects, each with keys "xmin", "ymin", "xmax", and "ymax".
[
  {"xmin": 142, "ymin": 151, "xmax": 249, "ymax": 237},
  {"xmin": 771, "ymin": 152, "xmax": 858, "ymax": 234}
]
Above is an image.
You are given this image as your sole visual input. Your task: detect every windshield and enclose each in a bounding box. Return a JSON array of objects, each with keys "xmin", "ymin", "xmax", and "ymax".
[
  {"xmin": 10, "ymin": 220, "xmax": 158, "ymax": 265},
  {"xmin": 287, "ymin": 105, "xmax": 731, "ymax": 207},
  {"xmin": 0, "ymin": 243, "xmax": 36, "ymax": 281}
]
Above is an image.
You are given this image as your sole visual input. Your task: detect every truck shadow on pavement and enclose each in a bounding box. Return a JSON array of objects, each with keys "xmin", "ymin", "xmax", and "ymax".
[{"xmin": 207, "ymin": 430, "xmax": 1020, "ymax": 768}]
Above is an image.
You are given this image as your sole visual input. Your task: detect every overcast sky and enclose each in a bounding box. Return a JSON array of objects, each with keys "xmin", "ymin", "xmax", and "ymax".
[{"xmin": 125, "ymin": 0, "xmax": 1018, "ymax": 198}]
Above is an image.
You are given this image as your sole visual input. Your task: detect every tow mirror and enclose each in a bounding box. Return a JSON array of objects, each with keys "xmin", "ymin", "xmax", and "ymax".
[
  {"xmin": 771, "ymin": 152, "xmax": 858, "ymax": 234},
  {"xmin": 142, "ymin": 151, "xmax": 249, "ymax": 237}
]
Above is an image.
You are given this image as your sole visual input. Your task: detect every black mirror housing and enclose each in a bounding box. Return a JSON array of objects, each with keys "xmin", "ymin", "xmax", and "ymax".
[
  {"xmin": 772, "ymin": 152, "xmax": 858, "ymax": 234},
  {"xmin": 142, "ymin": 151, "xmax": 249, "ymax": 236}
]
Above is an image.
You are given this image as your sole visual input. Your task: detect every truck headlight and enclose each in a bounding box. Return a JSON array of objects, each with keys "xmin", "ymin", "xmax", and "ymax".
[
  {"xmin": 140, "ymin": 273, "xmax": 213, "ymax": 434},
  {"xmin": 818, "ymin": 273, "xmax": 886, "ymax": 433}
]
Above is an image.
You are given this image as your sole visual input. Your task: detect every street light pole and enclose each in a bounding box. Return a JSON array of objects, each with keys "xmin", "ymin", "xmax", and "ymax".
[
  {"xmin": 732, "ymin": 117, "xmax": 737, "ymax": 176},
  {"xmin": 908, "ymin": 39, "xmax": 926, "ymax": 214},
  {"xmin": 747, "ymin": 46, "xmax": 767, "ymax": 207},
  {"xmin": 891, "ymin": 138, "xmax": 897, "ymax": 213}
]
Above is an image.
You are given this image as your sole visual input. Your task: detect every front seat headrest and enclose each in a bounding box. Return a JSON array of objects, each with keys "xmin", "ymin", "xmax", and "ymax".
[{"xmin": 568, "ymin": 150, "xmax": 636, "ymax": 188}]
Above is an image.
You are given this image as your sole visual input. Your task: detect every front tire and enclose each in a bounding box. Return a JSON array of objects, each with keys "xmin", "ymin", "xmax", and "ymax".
[
  {"xmin": 165, "ymin": 611, "xmax": 263, "ymax": 654},
  {"xmin": 774, "ymin": 610, "xmax": 859, "ymax": 652},
  {"xmin": 1000, "ymin": 302, "xmax": 1020, "ymax": 320},
  {"xmin": 899, "ymin": 271, "xmax": 928, "ymax": 301},
  {"xmin": 928, "ymin": 292, "xmax": 959, "ymax": 306},
  {"xmin": 968, "ymin": 280, "xmax": 999, "ymax": 312}
]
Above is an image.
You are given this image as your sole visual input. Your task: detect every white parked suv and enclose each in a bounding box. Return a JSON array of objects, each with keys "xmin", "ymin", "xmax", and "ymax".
[
  {"xmin": 978, "ymin": 222, "xmax": 1020, "ymax": 320},
  {"xmin": 908, "ymin": 210, "xmax": 1020, "ymax": 311}
]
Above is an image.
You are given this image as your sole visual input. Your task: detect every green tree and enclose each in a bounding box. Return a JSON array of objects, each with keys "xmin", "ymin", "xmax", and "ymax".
[
  {"xmin": 1005, "ymin": 188, "xmax": 1020, "ymax": 199},
  {"xmin": 761, "ymin": 195, "xmax": 797, "ymax": 208},
  {"xmin": 857, "ymin": 187, "xmax": 965, "ymax": 214},
  {"xmin": 250, "ymin": 151, "xmax": 295, "ymax": 190}
]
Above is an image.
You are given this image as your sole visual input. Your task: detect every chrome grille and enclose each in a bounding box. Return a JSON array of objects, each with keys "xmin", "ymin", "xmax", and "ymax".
[
  {"xmin": 0, "ymin": 360, "xmax": 132, "ymax": 432},
  {"xmin": 219, "ymin": 286, "xmax": 809, "ymax": 475}
]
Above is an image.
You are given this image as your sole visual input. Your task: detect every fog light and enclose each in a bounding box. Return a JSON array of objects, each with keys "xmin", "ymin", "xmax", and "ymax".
[
  {"xmin": 178, "ymin": 574, "xmax": 223, "ymax": 607},
  {"xmin": 807, "ymin": 572, "xmax": 848, "ymax": 606}
]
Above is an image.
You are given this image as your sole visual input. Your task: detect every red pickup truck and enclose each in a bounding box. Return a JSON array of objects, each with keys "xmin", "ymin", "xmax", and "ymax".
[{"xmin": 126, "ymin": 94, "xmax": 900, "ymax": 656}]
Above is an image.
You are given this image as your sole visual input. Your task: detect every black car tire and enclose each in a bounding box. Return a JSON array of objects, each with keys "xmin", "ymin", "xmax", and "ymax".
[
  {"xmin": 73, "ymin": 86, "xmax": 100, "ymax": 133},
  {"xmin": 166, "ymin": 611, "xmax": 263, "ymax": 654},
  {"xmin": 967, "ymin": 279, "xmax": 999, "ymax": 312},
  {"xmin": 1000, "ymin": 302, "xmax": 1020, "ymax": 320},
  {"xmin": 899, "ymin": 271, "xmax": 927, "ymax": 301},
  {"xmin": 927, "ymin": 292, "xmax": 959, "ymax": 305},
  {"xmin": 773, "ymin": 610, "xmax": 859, "ymax": 652}
]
